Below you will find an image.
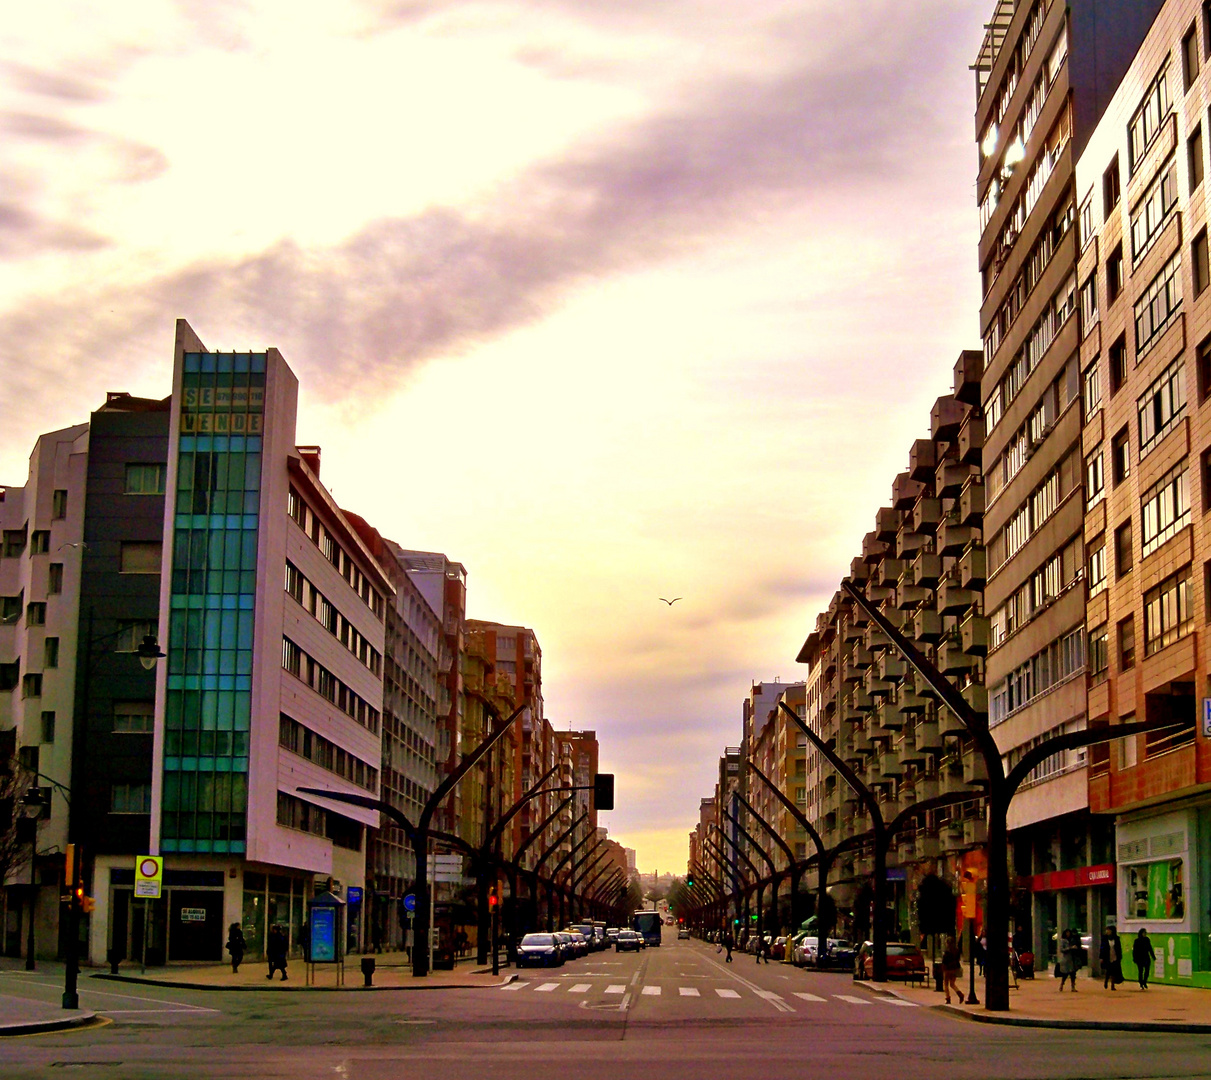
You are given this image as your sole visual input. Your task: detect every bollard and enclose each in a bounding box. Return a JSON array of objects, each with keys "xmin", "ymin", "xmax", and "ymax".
[
  {"xmin": 107, "ymin": 947, "xmax": 122, "ymax": 976},
  {"xmin": 361, "ymin": 956, "xmax": 375, "ymax": 987}
]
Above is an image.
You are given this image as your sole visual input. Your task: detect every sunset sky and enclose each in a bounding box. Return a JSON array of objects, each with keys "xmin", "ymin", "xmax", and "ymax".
[{"xmin": 1, "ymin": 1, "xmax": 988, "ymax": 873}]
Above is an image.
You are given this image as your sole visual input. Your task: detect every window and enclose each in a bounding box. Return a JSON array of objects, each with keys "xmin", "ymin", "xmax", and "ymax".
[
  {"xmin": 48, "ymin": 562, "xmax": 62, "ymax": 594},
  {"xmin": 1080, "ymin": 273, "xmax": 1099, "ymax": 333},
  {"xmin": 1141, "ymin": 465, "xmax": 1190, "ymax": 556},
  {"xmin": 1089, "ymin": 624, "xmax": 1109, "ymax": 683},
  {"xmin": 113, "ymin": 701, "xmax": 155, "ymax": 733},
  {"xmin": 119, "ymin": 541, "xmax": 161, "ymax": 574},
  {"xmin": 1107, "ymin": 244, "xmax": 1124, "ymax": 303},
  {"xmin": 111, "ymin": 783, "xmax": 151, "ymax": 814},
  {"xmin": 1119, "ymin": 618, "xmax": 1136, "ymax": 670},
  {"xmin": 1137, "ymin": 358, "xmax": 1186, "ymax": 458},
  {"xmin": 1144, "ymin": 567, "xmax": 1192, "ymax": 654},
  {"xmin": 1201, "ymin": 337, "xmax": 1211, "ymax": 402},
  {"xmin": 1116, "ymin": 520, "xmax": 1134, "ymax": 577},
  {"xmin": 1204, "ymin": 448, "xmax": 1211, "ymax": 512},
  {"xmin": 51, "ymin": 490, "xmax": 67, "ymax": 520},
  {"xmin": 1083, "ymin": 360, "xmax": 1102, "ymax": 416},
  {"xmin": 1112, "ymin": 427, "xmax": 1131, "ymax": 484},
  {"xmin": 1185, "ymin": 24, "xmax": 1201, "ymax": 90},
  {"xmin": 1080, "ymin": 197, "xmax": 1095, "ymax": 250},
  {"xmin": 40, "ymin": 710, "xmax": 55, "ymax": 743},
  {"xmin": 284, "ymin": 561, "xmax": 303, "ymax": 603},
  {"xmin": 22, "ymin": 673, "xmax": 41, "ymax": 698},
  {"xmin": 30, "ymin": 531, "xmax": 49, "ymax": 555},
  {"xmin": 2, "ymin": 528, "xmax": 25, "ymax": 557},
  {"xmin": 1119, "ymin": 715, "xmax": 1139, "ymax": 770},
  {"xmin": 1110, "ymin": 335, "xmax": 1128, "ymax": 395},
  {"xmin": 1104, "ymin": 155, "xmax": 1121, "ymax": 215},
  {"xmin": 1192, "ymin": 126, "xmax": 1206, "ymax": 191},
  {"xmin": 1196, "ymin": 229, "xmax": 1210, "ymax": 297},
  {"xmin": 1205, "ymin": 1, "xmax": 1211, "ymax": 59},
  {"xmin": 113, "ymin": 620, "xmax": 156, "ymax": 653},
  {"xmin": 43, "ymin": 637, "xmax": 58, "ymax": 668},
  {"xmin": 124, "ymin": 463, "xmax": 166, "ymax": 495},
  {"xmin": 1086, "ymin": 449, "xmax": 1105, "ymax": 503},
  {"xmin": 0, "ymin": 663, "xmax": 17, "ymax": 692},
  {"xmin": 26, "ymin": 602, "xmax": 45, "ymax": 626},
  {"xmin": 1, "ymin": 593, "xmax": 22, "ymax": 624},
  {"xmin": 1088, "ymin": 541, "xmax": 1107, "ymax": 595},
  {"xmin": 1135, "ymin": 251, "xmax": 1183, "ymax": 357},
  {"xmin": 1130, "ymin": 157, "xmax": 1179, "ymax": 260},
  {"xmin": 1129, "ymin": 65, "xmax": 1171, "ymax": 171}
]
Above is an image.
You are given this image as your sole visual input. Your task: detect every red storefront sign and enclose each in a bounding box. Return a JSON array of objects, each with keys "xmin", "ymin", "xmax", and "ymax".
[{"xmin": 1025, "ymin": 863, "xmax": 1115, "ymax": 892}]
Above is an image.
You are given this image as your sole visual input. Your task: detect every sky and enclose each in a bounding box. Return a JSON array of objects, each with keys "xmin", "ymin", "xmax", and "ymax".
[{"xmin": 0, "ymin": 0, "xmax": 988, "ymax": 874}]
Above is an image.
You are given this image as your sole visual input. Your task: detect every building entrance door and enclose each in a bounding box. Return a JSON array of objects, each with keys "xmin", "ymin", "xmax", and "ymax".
[{"xmin": 169, "ymin": 890, "xmax": 223, "ymax": 961}]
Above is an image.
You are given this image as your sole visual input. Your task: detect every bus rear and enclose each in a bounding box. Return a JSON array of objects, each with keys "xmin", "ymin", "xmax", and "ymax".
[{"xmin": 632, "ymin": 910, "xmax": 662, "ymax": 947}]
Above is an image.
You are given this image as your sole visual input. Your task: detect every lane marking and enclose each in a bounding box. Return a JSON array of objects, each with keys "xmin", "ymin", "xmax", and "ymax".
[
  {"xmin": 641, "ymin": 985, "xmax": 661, "ymax": 996},
  {"xmin": 715, "ymin": 988, "xmax": 741, "ymax": 999},
  {"xmin": 501, "ymin": 982, "xmax": 527, "ymax": 991},
  {"xmin": 696, "ymin": 953, "xmax": 794, "ymax": 1012},
  {"xmin": 755, "ymin": 990, "xmax": 786, "ymax": 1004},
  {"xmin": 678, "ymin": 987, "xmax": 700, "ymax": 997},
  {"xmin": 604, "ymin": 985, "xmax": 626, "ymax": 995},
  {"xmin": 20, "ymin": 981, "xmax": 217, "ymax": 1012},
  {"xmin": 534, "ymin": 983, "xmax": 559, "ymax": 992},
  {"xmin": 568, "ymin": 984, "xmax": 592, "ymax": 994},
  {"xmin": 834, "ymin": 994, "xmax": 872, "ymax": 1006},
  {"xmin": 878, "ymin": 998, "xmax": 918, "ymax": 1007},
  {"xmin": 793, "ymin": 992, "xmax": 826, "ymax": 1003}
]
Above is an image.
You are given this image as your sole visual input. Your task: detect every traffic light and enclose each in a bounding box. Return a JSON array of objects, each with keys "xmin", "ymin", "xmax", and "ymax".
[
  {"xmin": 592, "ymin": 773, "xmax": 614, "ymax": 811},
  {"xmin": 81, "ymin": 895, "xmax": 95, "ymax": 915},
  {"xmin": 686, "ymin": 874, "xmax": 694, "ymax": 888},
  {"xmin": 488, "ymin": 889, "xmax": 499, "ymax": 910}
]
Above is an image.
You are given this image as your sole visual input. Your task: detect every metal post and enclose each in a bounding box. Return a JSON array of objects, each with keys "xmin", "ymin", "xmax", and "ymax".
[
  {"xmin": 968, "ymin": 909, "xmax": 980, "ymax": 1005},
  {"xmin": 24, "ymin": 832, "xmax": 35, "ymax": 971},
  {"xmin": 62, "ymin": 845, "xmax": 80, "ymax": 1009}
]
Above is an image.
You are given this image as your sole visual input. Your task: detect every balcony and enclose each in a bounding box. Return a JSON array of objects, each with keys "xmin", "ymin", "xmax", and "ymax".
[
  {"xmin": 940, "ymin": 822, "xmax": 968, "ymax": 852},
  {"xmin": 912, "ymin": 608, "xmax": 943, "ymax": 643},
  {"xmin": 849, "ymin": 556, "xmax": 870, "ymax": 583},
  {"xmin": 892, "ymin": 473, "xmax": 926, "ymax": 510},
  {"xmin": 896, "ymin": 524, "xmax": 928, "ymax": 558},
  {"xmin": 935, "ymin": 461, "xmax": 972, "ymax": 499},
  {"xmin": 960, "ymin": 613, "xmax": 990, "ymax": 657},
  {"xmin": 896, "ymin": 687, "xmax": 927, "ymax": 714},
  {"xmin": 849, "ymin": 687, "xmax": 874, "ymax": 712},
  {"xmin": 914, "ymin": 720, "xmax": 942, "ymax": 753},
  {"xmin": 851, "ymin": 727, "xmax": 874, "ymax": 755},
  {"xmin": 866, "ymin": 579, "xmax": 895, "ymax": 603},
  {"xmin": 939, "ymin": 518, "xmax": 977, "ymax": 556},
  {"xmin": 964, "ymin": 818, "xmax": 989, "ymax": 846},
  {"xmin": 931, "ymin": 396, "xmax": 966, "ymax": 441},
  {"xmin": 915, "ymin": 834, "xmax": 941, "ymax": 859},
  {"xmin": 842, "ymin": 618, "xmax": 864, "ymax": 642},
  {"xmin": 959, "ymin": 546, "xmax": 986, "ymax": 589},
  {"xmin": 897, "ymin": 734, "xmax": 926, "ymax": 766},
  {"xmin": 938, "ymin": 710, "xmax": 967, "ymax": 739},
  {"xmin": 939, "ymin": 643, "xmax": 974, "ymax": 675},
  {"xmin": 875, "ymin": 508, "xmax": 901, "ymax": 542},
  {"xmin": 878, "ymin": 654, "xmax": 907, "ymax": 682},
  {"xmin": 877, "ymin": 558, "xmax": 905, "ymax": 587},
  {"xmin": 953, "ymin": 349, "xmax": 982, "ymax": 406},
  {"xmin": 959, "ymin": 479, "xmax": 985, "ymax": 526},
  {"xmin": 865, "ymin": 671, "xmax": 895, "ymax": 698},
  {"xmin": 847, "ymin": 643, "xmax": 873, "ymax": 669},
  {"xmin": 909, "ymin": 438, "xmax": 937, "ymax": 481},
  {"xmin": 938, "ymin": 579, "xmax": 976, "ymax": 616},
  {"xmin": 962, "ymin": 748, "xmax": 989, "ymax": 785},
  {"xmin": 878, "ymin": 749, "xmax": 904, "ymax": 778},
  {"xmin": 912, "ymin": 551, "xmax": 943, "ymax": 588},
  {"xmin": 875, "ymin": 701, "xmax": 904, "ymax": 731},
  {"xmin": 897, "ymin": 582, "xmax": 931, "ymax": 610},
  {"xmin": 958, "ymin": 411, "xmax": 984, "ymax": 466},
  {"xmin": 912, "ymin": 497, "xmax": 943, "ymax": 535},
  {"xmin": 913, "ymin": 776, "xmax": 940, "ymax": 801},
  {"xmin": 862, "ymin": 532, "xmax": 889, "ymax": 561},
  {"xmin": 961, "ymin": 682, "xmax": 988, "ymax": 716}
]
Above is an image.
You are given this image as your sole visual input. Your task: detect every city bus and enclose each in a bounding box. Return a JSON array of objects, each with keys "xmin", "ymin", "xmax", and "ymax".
[{"xmin": 632, "ymin": 910, "xmax": 662, "ymax": 947}]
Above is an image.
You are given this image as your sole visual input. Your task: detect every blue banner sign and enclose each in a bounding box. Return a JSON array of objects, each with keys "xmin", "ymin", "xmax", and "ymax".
[
  {"xmin": 310, "ymin": 906, "xmax": 337, "ymax": 963},
  {"xmin": 347, "ymin": 886, "xmax": 363, "ymax": 905}
]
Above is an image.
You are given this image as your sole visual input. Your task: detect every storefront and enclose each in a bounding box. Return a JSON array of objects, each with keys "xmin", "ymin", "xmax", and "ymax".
[
  {"xmin": 107, "ymin": 867, "xmax": 226, "ymax": 963},
  {"xmin": 1115, "ymin": 808, "xmax": 1211, "ymax": 987}
]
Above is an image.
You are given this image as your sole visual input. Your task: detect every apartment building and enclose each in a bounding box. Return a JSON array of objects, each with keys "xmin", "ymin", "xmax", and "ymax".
[
  {"xmin": 796, "ymin": 383, "xmax": 990, "ymax": 943},
  {"xmin": 1075, "ymin": 0, "xmax": 1211, "ymax": 987},
  {"xmin": 92, "ymin": 320, "xmax": 395, "ymax": 966},
  {"xmin": 975, "ymin": 0, "xmax": 1165, "ymax": 965}
]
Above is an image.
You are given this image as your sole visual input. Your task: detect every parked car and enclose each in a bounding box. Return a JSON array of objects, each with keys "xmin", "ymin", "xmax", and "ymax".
[
  {"xmin": 605, "ymin": 928, "xmax": 620, "ymax": 943},
  {"xmin": 827, "ymin": 939, "xmax": 856, "ymax": 969},
  {"xmin": 770, "ymin": 935, "xmax": 788, "ymax": 961},
  {"xmin": 793, "ymin": 935, "xmax": 820, "ymax": 967},
  {"xmin": 553, "ymin": 931, "xmax": 576, "ymax": 960},
  {"xmin": 571, "ymin": 924, "xmax": 598, "ymax": 951},
  {"xmin": 562, "ymin": 930, "xmax": 590, "ymax": 958},
  {"xmin": 677, "ymin": 927, "xmax": 691, "ymax": 940},
  {"xmin": 516, "ymin": 932, "xmax": 564, "ymax": 968},
  {"xmin": 854, "ymin": 941, "xmax": 926, "ymax": 981},
  {"xmin": 616, "ymin": 930, "xmax": 644, "ymax": 952}
]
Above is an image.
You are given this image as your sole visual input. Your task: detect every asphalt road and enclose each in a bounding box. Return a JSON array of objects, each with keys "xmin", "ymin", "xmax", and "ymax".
[{"xmin": 5, "ymin": 931, "xmax": 1211, "ymax": 1079}]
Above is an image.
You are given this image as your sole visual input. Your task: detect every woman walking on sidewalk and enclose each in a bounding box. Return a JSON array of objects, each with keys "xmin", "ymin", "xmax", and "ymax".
[
  {"xmin": 941, "ymin": 937, "xmax": 964, "ymax": 1004},
  {"xmin": 226, "ymin": 923, "xmax": 246, "ymax": 974},
  {"xmin": 1101, "ymin": 926, "xmax": 1123, "ymax": 990},
  {"xmin": 1133, "ymin": 929, "xmax": 1155, "ymax": 989},
  {"xmin": 1057, "ymin": 929, "xmax": 1077, "ymax": 991}
]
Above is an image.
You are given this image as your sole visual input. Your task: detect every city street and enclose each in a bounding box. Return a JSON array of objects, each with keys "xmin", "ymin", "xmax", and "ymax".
[{"xmin": 5, "ymin": 932, "xmax": 1211, "ymax": 1079}]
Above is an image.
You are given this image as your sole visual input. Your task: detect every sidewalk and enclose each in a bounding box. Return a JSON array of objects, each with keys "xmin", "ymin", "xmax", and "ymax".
[
  {"xmin": 90, "ymin": 950, "xmax": 517, "ymax": 992},
  {"xmin": 867, "ymin": 967, "xmax": 1211, "ymax": 1031},
  {"xmin": 0, "ymin": 989, "xmax": 97, "ymax": 1038}
]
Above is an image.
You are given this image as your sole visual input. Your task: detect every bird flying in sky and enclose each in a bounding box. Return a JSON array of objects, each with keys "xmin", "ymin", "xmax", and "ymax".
[{"xmin": 659, "ymin": 597, "xmax": 682, "ymax": 605}]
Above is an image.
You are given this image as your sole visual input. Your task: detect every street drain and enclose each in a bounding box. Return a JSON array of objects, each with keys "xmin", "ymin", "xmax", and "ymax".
[
  {"xmin": 50, "ymin": 1064, "xmax": 119, "ymax": 1070},
  {"xmin": 393, "ymin": 1019, "xmax": 436, "ymax": 1025}
]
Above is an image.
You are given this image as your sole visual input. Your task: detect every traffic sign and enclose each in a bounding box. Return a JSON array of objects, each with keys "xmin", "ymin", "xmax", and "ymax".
[
  {"xmin": 402, "ymin": 893, "xmax": 416, "ymax": 913},
  {"xmin": 135, "ymin": 856, "xmax": 163, "ymax": 899},
  {"xmin": 347, "ymin": 886, "xmax": 363, "ymax": 905}
]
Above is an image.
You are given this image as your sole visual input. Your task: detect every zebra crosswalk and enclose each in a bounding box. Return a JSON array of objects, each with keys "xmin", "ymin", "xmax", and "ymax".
[{"xmin": 498, "ymin": 980, "xmax": 918, "ymax": 1009}]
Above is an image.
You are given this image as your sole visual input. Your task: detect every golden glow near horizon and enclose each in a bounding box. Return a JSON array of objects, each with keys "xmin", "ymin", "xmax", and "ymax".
[{"xmin": 0, "ymin": 0, "xmax": 986, "ymax": 873}]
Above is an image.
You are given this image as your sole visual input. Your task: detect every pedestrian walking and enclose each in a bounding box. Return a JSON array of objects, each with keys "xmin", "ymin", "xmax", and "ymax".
[
  {"xmin": 266, "ymin": 924, "xmax": 289, "ymax": 981},
  {"xmin": 974, "ymin": 934, "xmax": 986, "ymax": 976},
  {"xmin": 1100, "ymin": 926, "xmax": 1123, "ymax": 990},
  {"xmin": 756, "ymin": 935, "xmax": 770, "ymax": 964},
  {"xmin": 1056, "ymin": 929, "xmax": 1077, "ymax": 991},
  {"xmin": 724, "ymin": 931, "xmax": 734, "ymax": 962},
  {"xmin": 225, "ymin": 922, "xmax": 246, "ymax": 974},
  {"xmin": 1132, "ymin": 928, "xmax": 1154, "ymax": 989},
  {"xmin": 941, "ymin": 937, "xmax": 964, "ymax": 1004}
]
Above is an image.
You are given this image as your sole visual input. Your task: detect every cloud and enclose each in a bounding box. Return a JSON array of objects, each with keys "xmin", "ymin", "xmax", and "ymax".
[{"xmin": 2, "ymin": 60, "xmax": 106, "ymax": 102}]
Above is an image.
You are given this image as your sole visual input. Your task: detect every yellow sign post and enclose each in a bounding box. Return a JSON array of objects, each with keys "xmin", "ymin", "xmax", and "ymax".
[{"xmin": 135, "ymin": 856, "xmax": 163, "ymax": 899}]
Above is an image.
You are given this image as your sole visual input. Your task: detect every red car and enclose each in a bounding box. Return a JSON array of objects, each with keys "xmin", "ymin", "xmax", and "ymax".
[{"xmin": 855, "ymin": 941, "xmax": 926, "ymax": 980}]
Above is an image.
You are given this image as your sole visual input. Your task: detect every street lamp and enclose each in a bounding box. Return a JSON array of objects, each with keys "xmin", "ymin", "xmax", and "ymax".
[{"xmin": 17, "ymin": 788, "xmax": 49, "ymax": 971}]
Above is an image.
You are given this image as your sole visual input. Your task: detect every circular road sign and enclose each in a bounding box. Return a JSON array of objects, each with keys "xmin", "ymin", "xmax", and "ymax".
[{"xmin": 403, "ymin": 893, "xmax": 416, "ymax": 913}]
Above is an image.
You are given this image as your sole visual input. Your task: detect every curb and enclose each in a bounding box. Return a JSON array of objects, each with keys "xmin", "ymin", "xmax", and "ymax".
[
  {"xmin": 0, "ymin": 1010, "xmax": 99, "ymax": 1038},
  {"xmin": 90, "ymin": 971, "xmax": 518, "ymax": 993},
  {"xmin": 861, "ymin": 981, "xmax": 1211, "ymax": 1032}
]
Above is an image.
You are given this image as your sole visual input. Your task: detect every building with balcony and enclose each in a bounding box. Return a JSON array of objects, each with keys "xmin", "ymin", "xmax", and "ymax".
[
  {"xmin": 1075, "ymin": 0, "xmax": 1211, "ymax": 986},
  {"xmin": 975, "ymin": 0, "xmax": 1165, "ymax": 967}
]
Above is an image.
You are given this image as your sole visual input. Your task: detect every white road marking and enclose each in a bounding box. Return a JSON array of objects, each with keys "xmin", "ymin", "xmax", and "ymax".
[
  {"xmin": 696, "ymin": 953, "xmax": 795, "ymax": 1012},
  {"xmin": 501, "ymin": 981, "xmax": 527, "ymax": 991},
  {"xmin": 641, "ymin": 985, "xmax": 661, "ymax": 996},
  {"xmin": 605, "ymin": 985, "xmax": 626, "ymax": 995},
  {"xmin": 715, "ymin": 989, "xmax": 741, "ymax": 999},
  {"xmin": 534, "ymin": 982, "xmax": 560, "ymax": 992},
  {"xmin": 793, "ymin": 992, "xmax": 827, "ymax": 1002},
  {"xmin": 755, "ymin": 990, "xmax": 786, "ymax": 1004},
  {"xmin": 878, "ymin": 998, "xmax": 918, "ymax": 1007},
  {"xmin": 679, "ymin": 986, "xmax": 700, "ymax": 997},
  {"xmin": 19, "ymin": 980, "xmax": 219, "ymax": 1013},
  {"xmin": 834, "ymin": 994, "xmax": 873, "ymax": 1005},
  {"xmin": 568, "ymin": 984, "xmax": 592, "ymax": 993}
]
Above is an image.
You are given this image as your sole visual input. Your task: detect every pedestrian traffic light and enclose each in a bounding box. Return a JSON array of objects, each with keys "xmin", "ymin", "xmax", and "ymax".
[
  {"xmin": 488, "ymin": 889, "xmax": 499, "ymax": 910},
  {"xmin": 592, "ymin": 773, "xmax": 614, "ymax": 811}
]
